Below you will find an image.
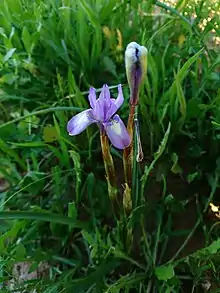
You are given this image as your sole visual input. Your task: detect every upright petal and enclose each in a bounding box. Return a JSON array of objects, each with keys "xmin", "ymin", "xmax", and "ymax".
[
  {"xmin": 94, "ymin": 84, "xmax": 111, "ymax": 122},
  {"xmin": 103, "ymin": 114, "xmax": 131, "ymax": 149},
  {"xmin": 114, "ymin": 84, "xmax": 124, "ymax": 109},
  {"xmin": 99, "ymin": 84, "xmax": 110, "ymax": 101},
  {"xmin": 94, "ymin": 98, "xmax": 105, "ymax": 122},
  {"xmin": 105, "ymin": 84, "xmax": 124, "ymax": 121},
  {"xmin": 88, "ymin": 87, "xmax": 96, "ymax": 109},
  {"xmin": 67, "ymin": 109, "xmax": 95, "ymax": 136}
]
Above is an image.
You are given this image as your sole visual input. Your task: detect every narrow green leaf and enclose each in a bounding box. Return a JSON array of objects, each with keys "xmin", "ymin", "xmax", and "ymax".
[
  {"xmin": 0, "ymin": 211, "xmax": 87, "ymax": 229},
  {"xmin": 9, "ymin": 141, "xmax": 46, "ymax": 147},
  {"xmin": 0, "ymin": 107, "xmax": 83, "ymax": 129},
  {"xmin": 68, "ymin": 202, "xmax": 77, "ymax": 221},
  {"xmin": 79, "ymin": 0, "xmax": 99, "ymax": 28},
  {"xmin": 3, "ymin": 48, "xmax": 16, "ymax": 63},
  {"xmin": 170, "ymin": 48, "xmax": 204, "ymax": 94},
  {"xmin": 22, "ymin": 27, "xmax": 32, "ymax": 54},
  {"xmin": 141, "ymin": 123, "xmax": 171, "ymax": 197},
  {"xmin": 69, "ymin": 150, "xmax": 81, "ymax": 203},
  {"xmin": 0, "ymin": 139, "xmax": 26, "ymax": 170}
]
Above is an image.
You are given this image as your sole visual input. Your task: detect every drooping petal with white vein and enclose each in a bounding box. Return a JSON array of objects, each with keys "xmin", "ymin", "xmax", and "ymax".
[
  {"xmin": 103, "ymin": 114, "xmax": 131, "ymax": 149},
  {"xmin": 67, "ymin": 109, "xmax": 95, "ymax": 136}
]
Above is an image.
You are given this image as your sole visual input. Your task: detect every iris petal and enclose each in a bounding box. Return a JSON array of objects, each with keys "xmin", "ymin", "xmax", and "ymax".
[
  {"xmin": 67, "ymin": 109, "xmax": 94, "ymax": 136},
  {"xmin": 88, "ymin": 87, "xmax": 96, "ymax": 109},
  {"xmin": 114, "ymin": 84, "xmax": 124, "ymax": 109},
  {"xmin": 105, "ymin": 85, "xmax": 124, "ymax": 121},
  {"xmin": 94, "ymin": 84, "xmax": 111, "ymax": 122},
  {"xmin": 103, "ymin": 114, "xmax": 131, "ymax": 149},
  {"xmin": 99, "ymin": 84, "xmax": 110, "ymax": 101},
  {"xmin": 94, "ymin": 99, "xmax": 105, "ymax": 122}
]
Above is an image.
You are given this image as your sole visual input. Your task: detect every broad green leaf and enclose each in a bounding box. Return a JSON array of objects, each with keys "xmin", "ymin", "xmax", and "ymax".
[
  {"xmin": 43, "ymin": 126, "xmax": 58, "ymax": 142},
  {"xmin": 155, "ymin": 264, "xmax": 175, "ymax": 280}
]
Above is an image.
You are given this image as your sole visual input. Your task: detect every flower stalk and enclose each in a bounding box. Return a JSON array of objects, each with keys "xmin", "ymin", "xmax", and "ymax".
[
  {"xmin": 123, "ymin": 42, "xmax": 147, "ymax": 188},
  {"xmin": 123, "ymin": 104, "xmax": 135, "ymax": 187},
  {"xmin": 100, "ymin": 130, "xmax": 117, "ymax": 201}
]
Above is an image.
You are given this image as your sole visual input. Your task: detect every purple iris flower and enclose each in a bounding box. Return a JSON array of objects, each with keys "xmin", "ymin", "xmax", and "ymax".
[{"xmin": 67, "ymin": 84, "xmax": 131, "ymax": 149}]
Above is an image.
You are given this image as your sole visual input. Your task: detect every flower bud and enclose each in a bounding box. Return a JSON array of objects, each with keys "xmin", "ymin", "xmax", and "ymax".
[{"xmin": 125, "ymin": 42, "xmax": 148, "ymax": 105}]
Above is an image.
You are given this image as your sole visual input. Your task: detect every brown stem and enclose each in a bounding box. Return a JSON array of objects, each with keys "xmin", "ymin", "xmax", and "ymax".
[
  {"xmin": 100, "ymin": 131, "xmax": 117, "ymax": 201},
  {"xmin": 123, "ymin": 104, "xmax": 135, "ymax": 187}
]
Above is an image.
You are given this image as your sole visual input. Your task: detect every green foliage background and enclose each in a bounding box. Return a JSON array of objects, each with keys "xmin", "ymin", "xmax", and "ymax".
[{"xmin": 0, "ymin": 0, "xmax": 220, "ymax": 292}]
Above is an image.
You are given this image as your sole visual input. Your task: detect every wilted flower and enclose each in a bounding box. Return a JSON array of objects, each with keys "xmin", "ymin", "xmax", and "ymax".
[
  {"xmin": 67, "ymin": 84, "xmax": 130, "ymax": 149},
  {"xmin": 125, "ymin": 42, "xmax": 148, "ymax": 105}
]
